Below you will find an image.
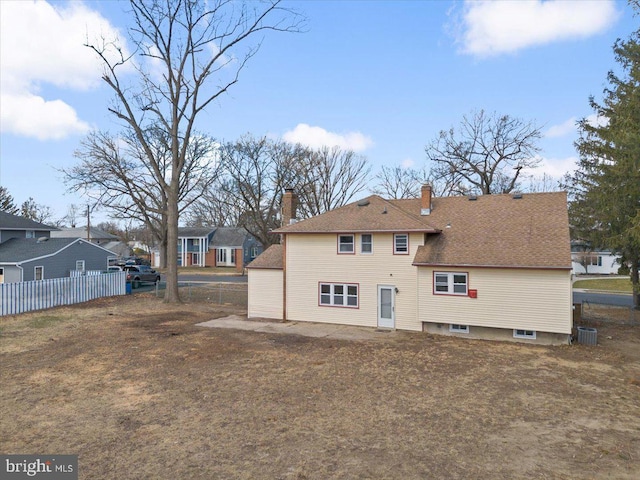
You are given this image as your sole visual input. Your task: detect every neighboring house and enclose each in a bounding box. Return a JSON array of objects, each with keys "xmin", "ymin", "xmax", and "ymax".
[
  {"xmin": 0, "ymin": 211, "xmax": 58, "ymax": 243},
  {"xmin": 0, "ymin": 237, "xmax": 117, "ymax": 283},
  {"xmin": 248, "ymin": 187, "xmax": 573, "ymax": 345},
  {"xmin": 51, "ymin": 227, "xmax": 132, "ymax": 259},
  {"xmin": 175, "ymin": 227, "xmax": 263, "ymax": 272},
  {"xmin": 571, "ymin": 241, "xmax": 622, "ymax": 275}
]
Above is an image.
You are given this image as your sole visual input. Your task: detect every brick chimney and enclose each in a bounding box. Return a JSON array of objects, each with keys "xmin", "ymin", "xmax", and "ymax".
[
  {"xmin": 421, "ymin": 184, "xmax": 432, "ymax": 215},
  {"xmin": 282, "ymin": 188, "xmax": 299, "ymax": 226}
]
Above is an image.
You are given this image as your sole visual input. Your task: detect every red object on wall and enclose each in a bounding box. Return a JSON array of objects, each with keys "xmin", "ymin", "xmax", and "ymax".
[{"xmin": 468, "ymin": 289, "xmax": 478, "ymax": 299}]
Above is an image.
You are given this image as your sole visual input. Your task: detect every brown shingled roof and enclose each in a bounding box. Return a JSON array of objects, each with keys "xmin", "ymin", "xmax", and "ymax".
[
  {"xmin": 273, "ymin": 195, "xmax": 440, "ymax": 234},
  {"xmin": 271, "ymin": 191, "xmax": 571, "ymax": 270},
  {"xmin": 246, "ymin": 244, "xmax": 283, "ymax": 269},
  {"xmin": 407, "ymin": 192, "xmax": 572, "ymax": 269}
]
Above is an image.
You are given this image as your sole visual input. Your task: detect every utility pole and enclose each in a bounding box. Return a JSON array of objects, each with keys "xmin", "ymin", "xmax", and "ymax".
[{"xmin": 86, "ymin": 204, "xmax": 91, "ymax": 241}]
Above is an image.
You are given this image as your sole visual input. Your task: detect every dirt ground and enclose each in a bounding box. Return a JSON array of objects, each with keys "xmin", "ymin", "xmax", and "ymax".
[{"xmin": 1, "ymin": 295, "xmax": 639, "ymax": 479}]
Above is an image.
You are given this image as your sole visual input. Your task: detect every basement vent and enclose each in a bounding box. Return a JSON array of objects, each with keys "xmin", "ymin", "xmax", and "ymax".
[
  {"xmin": 512, "ymin": 192, "xmax": 523, "ymax": 199},
  {"xmin": 357, "ymin": 199, "xmax": 370, "ymax": 207}
]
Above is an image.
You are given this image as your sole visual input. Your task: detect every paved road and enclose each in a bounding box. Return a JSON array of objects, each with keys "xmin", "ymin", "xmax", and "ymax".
[
  {"xmin": 178, "ymin": 274, "xmax": 247, "ymax": 283},
  {"xmin": 573, "ymin": 291, "xmax": 634, "ymax": 307}
]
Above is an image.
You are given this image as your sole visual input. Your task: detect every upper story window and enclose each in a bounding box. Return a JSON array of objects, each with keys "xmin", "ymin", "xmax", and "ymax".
[
  {"xmin": 434, "ymin": 272, "xmax": 468, "ymax": 296},
  {"xmin": 75, "ymin": 260, "xmax": 85, "ymax": 272},
  {"xmin": 192, "ymin": 238, "xmax": 200, "ymax": 247},
  {"xmin": 394, "ymin": 234, "xmax": 409, "ymax": 254},
  {"xmin": 360, "ymin": 234, "xmax": 373, "ymax": 254},
  {"xmin": 250, "ymin": 246, "xmax": 259, "ymax": 259},
  {"xmin": 338, "ymin": 234, "xmax": 355, "ymax": 254}
]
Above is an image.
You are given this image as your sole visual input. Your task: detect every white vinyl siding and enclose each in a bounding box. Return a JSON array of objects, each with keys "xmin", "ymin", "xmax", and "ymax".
[
  {"xmin": 248, "ymin": 269, "xmax": 283, "ymax": 319},
  {"xmin": 418, "ymin": 268, "xmax": 572, "ymax": 334},
  {"xmin": 285, "ymin": 233, "xmax": 423, "ymax": 330}
]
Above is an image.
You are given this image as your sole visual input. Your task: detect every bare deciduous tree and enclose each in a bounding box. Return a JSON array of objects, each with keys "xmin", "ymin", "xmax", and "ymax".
[
  {"xmin": 77, "ymin": 0, "xmax": 303, "ymax": 302},
  {"xmin": 297, "ymin": 146, "xmax": 371, "ymax": 217},
  {"xmin": 214, "ymin": 136, "xmax": 311, "ymax": 247},
  {"xmin": 371, "ymin": 165, "xmax": 426, "ymax": 199},
  {"xmin": 425, "ymin": 110, "xmax": 543, "ymax": 195},
  {"xmin": 66, "ymin": 128, "xmax": 219, "ymax": 268}
]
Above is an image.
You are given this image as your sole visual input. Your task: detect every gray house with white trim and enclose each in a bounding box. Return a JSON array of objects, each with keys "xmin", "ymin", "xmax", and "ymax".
[{"xmin": 0, "ymin": 237, "xmax": 117, "ymax": 283}]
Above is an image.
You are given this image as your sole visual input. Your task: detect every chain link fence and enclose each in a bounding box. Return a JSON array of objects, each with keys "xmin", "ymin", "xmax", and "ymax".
[
  {"xmin": 154, "ymin": 281, "xmax": 247, "ymax": 307},
  {"xmin": 577, "ymin": 301, "xmax": 638, "ymax": 326}
]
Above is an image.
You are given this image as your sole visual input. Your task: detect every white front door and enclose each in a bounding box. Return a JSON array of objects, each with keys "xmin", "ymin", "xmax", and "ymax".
[{"xmin": 378, "ymin": 285, "xmax": 395, "ymax": 329}]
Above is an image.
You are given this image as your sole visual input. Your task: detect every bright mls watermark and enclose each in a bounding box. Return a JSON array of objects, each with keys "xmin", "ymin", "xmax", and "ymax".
[{"xmin": 1, "ymin": 455, "xmax": 77, "ymax": 479}]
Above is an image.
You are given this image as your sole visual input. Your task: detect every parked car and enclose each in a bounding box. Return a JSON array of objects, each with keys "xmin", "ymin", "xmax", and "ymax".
[{"xmin": 123, "ymin": 265, "xmax": 161, "ymax": 288}]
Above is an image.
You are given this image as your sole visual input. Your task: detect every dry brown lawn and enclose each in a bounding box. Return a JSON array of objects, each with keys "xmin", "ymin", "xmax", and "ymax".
[{"xmin": 1, "ymin": 295, "xmax": 639, "ymax": 479}]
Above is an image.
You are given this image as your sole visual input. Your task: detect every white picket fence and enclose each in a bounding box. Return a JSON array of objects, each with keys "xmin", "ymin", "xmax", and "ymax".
[{"xmin": 0, "ymin": 272, "xmax": 126, "ymax": 316}]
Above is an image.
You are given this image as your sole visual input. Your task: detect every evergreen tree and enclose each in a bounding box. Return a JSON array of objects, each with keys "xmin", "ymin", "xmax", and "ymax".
[
  {"xmin": 563, "ymin": 26, "xmax": 640, "ymax": 308},
  {"xmin": 0, "ymin": 186, "xmax": 19, "ymax": 215}
]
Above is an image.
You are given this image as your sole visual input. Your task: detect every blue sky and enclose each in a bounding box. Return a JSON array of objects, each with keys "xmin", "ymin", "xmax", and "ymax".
[{"xmin": 0, "ymin": 0, "xmax": 636, "ymax": 224}]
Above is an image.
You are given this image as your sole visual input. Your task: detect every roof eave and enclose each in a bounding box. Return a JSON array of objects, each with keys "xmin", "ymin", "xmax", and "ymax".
[{"xmin": 411, "ymin": 262, "xmax": 573, "ymax": 271}]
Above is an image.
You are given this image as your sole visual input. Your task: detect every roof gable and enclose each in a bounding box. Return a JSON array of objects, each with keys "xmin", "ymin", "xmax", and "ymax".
[
  {"xmin": 274, "ymin": 195, "xmax": 440, "ymax": 234},
  {"xmin": 210, "ymin": 227, "xmax": 251, "ymax": 247},
  {"xmin": 0, "ymin": 238, "xmax": 117, "ymax": 264}
]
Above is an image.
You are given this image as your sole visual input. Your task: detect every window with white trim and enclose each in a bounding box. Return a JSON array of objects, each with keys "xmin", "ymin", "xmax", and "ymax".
[
  {"xmin": 26, "ymin": 230, "xmax": 35, "ymax": 239},
  {"xmin": 250, "ymin": 246, "xmax": 259, "ymax": 259},
  {"xmin": 513, "ymin": 329, "xmax": 536, "ymax": 339},
  {"xmin": 394, "ymin": 233, "xmax": 408, "ymax": 254},
  {"xmin": 319, "ymin": 283, "xmax": 358, "ymax": 307},
  {"xmin": 34, "ymin": 266, "xmax": 44, "ymax": 281},
  {"xmin": 75, "ymin": 260, "xmax": 85, "ymax": 272},
  {"xmin": 434, "ymin": 272, "xmax": 468, "ymax": 295},
  {"xmin": 449, "ymin": 324, "xmax": 469, "ymax": 333},
  {"xmin": 192, "ymin": 238, "xmax": 200, "ymax": 247},
  {"xmin": 338, "ymin": 234, "xmax": 355, "ymax": 254},
  {"xmin": 360, "ymin": 234, "xmax": 373, "ymax": 254}
]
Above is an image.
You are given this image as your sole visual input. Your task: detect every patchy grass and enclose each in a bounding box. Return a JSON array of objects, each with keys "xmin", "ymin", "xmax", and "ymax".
[
  {"xmin": 574, "ymin": 277, "xmax": 633, "ymax": 293},
  {"xmin": 28, "ymin": 315, "xmax": 67, "ymax": 329},
  {"xmin": 1, "ymin": 295, "xmax": 639, "ymax": 479}
]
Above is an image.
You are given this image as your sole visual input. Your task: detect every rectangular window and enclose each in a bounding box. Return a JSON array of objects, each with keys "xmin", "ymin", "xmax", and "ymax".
[
  {"xmin": 217, "ymin": 248, "xmax": 227, "ymax": 264},
  {"xmin": 319, "ymin": 283, "xmax": 359, "ymax": 308},
  {"xmin": 192, "ymin": 238, "xmax": 200, "ymax": 247},
  {"xmin": 394, "ymin": 234, "xmax": 409, "ymax": 254},
  {"xmin": 360, "ymin": 234, "xmax": 373, "ymax": 254},
  {"xmin": 34, "ymin": 266, "xmax": 44, "ymax": 281},
  {"xmin": 250, "ymin": 246, "xmax": 259, "ymax": 259},
  {"xmin": 514, "ymin": 329, "xmax": 537, "ymax": 340},
  {"xmin": 433, "ymin": 272, "xmax": 468, "ymax": 296},
  {"xmin": 338, "ymin": 234, "xmax": 355, "ymax": 254},
  {"xmin": 449, "ymin": 324, "xmax": 469, "ymax": 333},
  {"xmin": 75, "ymin": 260, "xmax": 85, "ymax": 272},
  {"xmin": 26, "ymin": 230, "xmax": 35, "ymax": 239}
]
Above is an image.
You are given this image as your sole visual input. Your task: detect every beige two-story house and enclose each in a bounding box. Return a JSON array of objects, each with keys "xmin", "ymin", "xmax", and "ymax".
[{"xmin": 248, "ymin": 186, "xmax": 573, "ymax": 344}]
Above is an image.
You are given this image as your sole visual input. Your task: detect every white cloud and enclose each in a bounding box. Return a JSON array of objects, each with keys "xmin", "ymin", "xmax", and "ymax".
[
  {"xmin": 457, "ymin": 0, "xmax": 619, "ymax": 58},
  {"xmin": 545, "ymin": 117, "xmax": 577, "ymax": 138},
  {"xmin": 586, "ymin": 113, "xmax": 610, "ymax": 128},
  {"xmin": 401, "ymin": 158, "xmax": 415, "ymax": 169},
  {"xmin": 282, "ymin": 124, "xmax": 373, "ymax": 152},
  {"xmin": 0, "ymin": 92, "xmax": 90, "ymax": 140},
  {"xmin": 524, "ymin": 155, "xmax": 578, "ymax": 180},
  {"xmin": 0, "ymin": 1, "xmax": 129, "ymax": 140}
]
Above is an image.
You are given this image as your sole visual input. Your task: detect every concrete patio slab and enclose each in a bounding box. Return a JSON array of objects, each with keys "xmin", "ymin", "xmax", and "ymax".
[{"xmin": 196, "ymin": 315, "xmax": 399, "ymax": 341}]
